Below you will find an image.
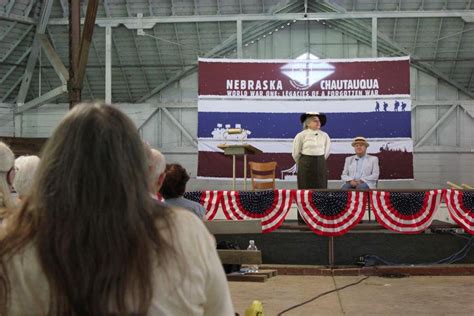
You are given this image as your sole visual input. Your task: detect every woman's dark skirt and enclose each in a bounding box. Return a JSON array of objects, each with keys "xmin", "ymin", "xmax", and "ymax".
[
  {"xmin": 297, "ymin": 154, "xmax": 328, "ymax": 224},
  {"xmin": 297, "ymin": 154, "xmax": 328, "ymax": 189}
]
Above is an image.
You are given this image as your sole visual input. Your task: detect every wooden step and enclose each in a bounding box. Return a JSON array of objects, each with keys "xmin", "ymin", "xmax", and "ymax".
[
  {"xmin": 226, "ymin": 274, "xmax": 268, "ymax": 282},
  {"xmin": 218, "ymin": 249, "xmax": 262, "ymax": 265},
  {"xmin": 249, "ymin": 269, "xmax": 278, "ymax": 278}
]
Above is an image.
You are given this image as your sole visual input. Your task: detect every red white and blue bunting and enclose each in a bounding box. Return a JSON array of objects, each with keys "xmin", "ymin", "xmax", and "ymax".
[
  {"xmin": 295, "ymin": 190, "xmax": 367, "ymax": 236},
  {"xmin": 371, "ymin": 190, "xmax": 442, "ymax": 234},
  {"xmin": 220, "ymin": 190, "xmax": 294, "ymax": 233},
  {"xmin": 182, "ymin": 189, "xmax": 473, "ymax": 235},
  {"xmin": 183, "ymin": 190, "xmax": 223, "ymax": 220},
  {"xmin": 444, "ymin": 189, "xmax": 474, "ymax": 234}
]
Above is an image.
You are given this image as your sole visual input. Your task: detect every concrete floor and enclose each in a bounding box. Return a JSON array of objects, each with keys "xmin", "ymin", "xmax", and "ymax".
[{"xmin": 229, "ymin": 275, "xmax": 474, "ymax": 315}]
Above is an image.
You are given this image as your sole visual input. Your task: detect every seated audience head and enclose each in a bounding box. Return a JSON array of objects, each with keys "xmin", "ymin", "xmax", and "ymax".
[
  {"xmin": 0, "ymin": 142, "xmax": 15, "ymax": 209},
  {"xmin": 0, "ymin": 102, "xmax": 174, "ymax": 315},
  {"xmin": 160, "ymin": 163, "xmax": 190, "ymax": 199},
  {"xmin": 352, "ymin": 136, "xmax": 369, "ymax": 157},
  {"xmin": 13, "ymin": 155, "xmax": 40, "ymax": 201},
  {"xmin": 147, "ymin": 147, "xmax": 166, "ymax": 194}
]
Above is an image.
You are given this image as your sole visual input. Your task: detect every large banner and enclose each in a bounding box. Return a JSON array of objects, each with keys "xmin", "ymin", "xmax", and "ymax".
[{"xmin": 197, "ymin": 56, "xmax": 413, "ymax": 181}]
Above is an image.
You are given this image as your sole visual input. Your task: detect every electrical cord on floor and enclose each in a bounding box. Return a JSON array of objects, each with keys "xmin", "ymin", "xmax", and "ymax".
[
  {"xmin": 360, "ymin": 235, "xmax": 473, "ymax": 266},
  {"xmin": 276, "ymin": 275, "xmax": 370, "ymax": 315},
  {"xmin": 440, "ymin": 230, "xmax": 471, "ymax": 240}
]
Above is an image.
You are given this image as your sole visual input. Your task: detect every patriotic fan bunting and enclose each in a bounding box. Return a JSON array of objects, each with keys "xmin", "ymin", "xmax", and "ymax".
[
  {"xmin": 295, "ymin": 190, "xmax": 367, "ymax": 236},
  {"xmin": 444, "ymin": 189, "xmax": 474, "ymax": 234},
  {"xmin": 221, "ymin": 190, "xmax": 294, "ymax": 233},
  {"xmin": 183, "ymin": 191, "xmax": 223, "ymax": 220},
  {"xmin": 371, "ymin": 190, "xmax": 442, "ymax": 234}
]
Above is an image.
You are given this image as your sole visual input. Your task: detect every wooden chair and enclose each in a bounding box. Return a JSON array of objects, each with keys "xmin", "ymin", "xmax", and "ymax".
[
  {"xmin": 447, "ymin": 181, "xmax": 473, "ymax": 190},
  {"xmin": 447, "ymin": 181, "xmax": 463, "ymax": 189},
  {"xmin": 248, "ymin": 161, "xmax": 277, "ymax": 191}
]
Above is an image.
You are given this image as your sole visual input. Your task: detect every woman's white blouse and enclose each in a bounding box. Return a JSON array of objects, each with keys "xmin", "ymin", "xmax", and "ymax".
[{"xmin": 292, "ymin": 129, "xmax": 331, "ymax": 163}]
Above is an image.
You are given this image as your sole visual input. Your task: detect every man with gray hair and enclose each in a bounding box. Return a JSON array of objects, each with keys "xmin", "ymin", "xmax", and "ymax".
[
  {"xmin": 0, "ymin": 142, "xmax": 15, "ymax": 212},
  {"xmin": 146, "ymin": 146, "xmax": 167, "ymax": 199},
  {"xmin": 13, "ymin": 155, "xmax": 40, "ymax": 202},
  {"xmin": 341, "ymin": 136, "xmax": 379, "ymax": 190}
]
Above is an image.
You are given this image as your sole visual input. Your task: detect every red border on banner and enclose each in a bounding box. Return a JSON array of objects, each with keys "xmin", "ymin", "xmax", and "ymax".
[{"xmin": 199, "ymin": 57, "xmax": 410, "ymax": 98}]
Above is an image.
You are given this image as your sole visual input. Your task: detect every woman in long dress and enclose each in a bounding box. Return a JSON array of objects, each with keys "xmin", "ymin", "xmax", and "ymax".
[{"xmin": 292, "ymin": 112, "xmax": 331, "ymax": 224}]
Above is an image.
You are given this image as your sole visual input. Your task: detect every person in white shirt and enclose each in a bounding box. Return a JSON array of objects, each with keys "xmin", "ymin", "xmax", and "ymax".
[
  {"xmin": 0, "ymin": 103, "xmax": 234, "ymax": 315},
  {"xmin": 341, "ymin": 136, "xmax": 380, "ymax": 189},
  {"xmin": 292, "ymin": 112, "xmax": 331, "ymax": 224}
]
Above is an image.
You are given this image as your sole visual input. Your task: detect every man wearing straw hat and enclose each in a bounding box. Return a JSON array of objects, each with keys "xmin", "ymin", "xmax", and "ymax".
[{"xmin": 341, "ymin": 136, "xmax": 379, "ymax": 190}]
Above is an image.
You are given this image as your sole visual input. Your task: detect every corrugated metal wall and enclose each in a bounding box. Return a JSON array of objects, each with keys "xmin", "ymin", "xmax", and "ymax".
[{"xmin": 0, "ymin": 103, "xmax": 14, "ymax": 136}]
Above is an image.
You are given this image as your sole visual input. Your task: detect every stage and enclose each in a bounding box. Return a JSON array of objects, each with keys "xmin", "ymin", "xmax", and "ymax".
[{"xmin": 216, "ymin": 220, "xmax": 474, "ymax": 266}]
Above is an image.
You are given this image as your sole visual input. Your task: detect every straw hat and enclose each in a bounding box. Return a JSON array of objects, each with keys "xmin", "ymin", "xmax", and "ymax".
[{"xmin": 351, "ymin": 136, "xmax": 370, "ymax": 147}]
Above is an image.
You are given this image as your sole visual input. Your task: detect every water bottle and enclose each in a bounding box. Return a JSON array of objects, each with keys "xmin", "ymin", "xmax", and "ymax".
[{"xmin": 247, "ymin": 240, "xmax": 259, "ymax": 273}]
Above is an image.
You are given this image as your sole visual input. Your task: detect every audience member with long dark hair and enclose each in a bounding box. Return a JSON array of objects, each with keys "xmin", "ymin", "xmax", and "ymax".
[
  {"xmin": 0, "ymin": 103, "xmax": 233, "ymax": 315},
  {"xmin": 160, "ymin": 163, "xmax": 206, "ymax": 219}
]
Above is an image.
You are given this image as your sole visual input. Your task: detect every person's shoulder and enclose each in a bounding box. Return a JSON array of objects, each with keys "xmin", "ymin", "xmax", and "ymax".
[
  {"xmin": 189, "ymin": 198, "xmax": 205, "ymax": 209},
  {"xmin": 164, "ymin": 208, "xmax": 213, "ymax": 254},
  {"xmin": 184, "ymin": 198, "xmax": 205, "ymax": 211},
  {"xmin": 179, "ymin": 197, "xmax": 205, "ymax": 214},
  {"xmin": 319, "ymin": 130, "xmax": 330, "ymax": 137},
  {"xmin": 366, "ymin": 154, "xmax": 379, "ymax": 161},
  {"xmin": 3, "ymin": 242, "xmax": 50, "ymax": 315},
  {"xmin": 168, "ymin": 206, "xmax": 206, "ymax": 230},
  {"xmin": 345, "ymin": 154, "xmax": 356, "ymax": 161},
  {"xmin": 294, "ymin": 130, "xmax": 306, "ymax": 138},
  {"xmin": 168, "ymin": 197, "xmax": 201, "ymax": 209},
  {"xmin": 180, "ymin": 196, "xmax": 202, "ymax": 207}
]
